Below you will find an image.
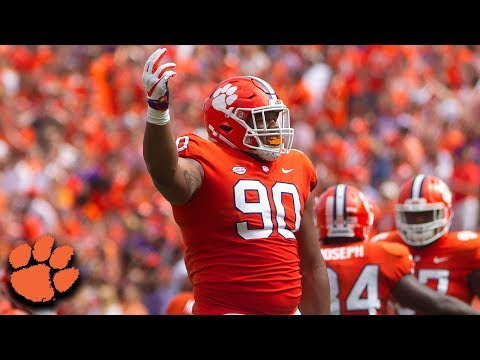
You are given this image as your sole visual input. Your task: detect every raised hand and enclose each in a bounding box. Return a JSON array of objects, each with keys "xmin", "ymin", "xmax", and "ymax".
[{"xmin": 143, "ymin": 48, "xmax": 177, "ymax": 110}]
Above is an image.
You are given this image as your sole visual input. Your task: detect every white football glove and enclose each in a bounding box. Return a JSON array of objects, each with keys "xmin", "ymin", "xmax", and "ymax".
[{"xmin": 143, "ymin": 48, "xmax": 177, "ymax": 125}]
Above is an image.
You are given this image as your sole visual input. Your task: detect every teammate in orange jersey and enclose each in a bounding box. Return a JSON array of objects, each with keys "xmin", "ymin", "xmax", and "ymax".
[
  {"xmin": 165, "ymin": 291, "xmax": 195, "ymax": 315},
  {"xmin": 371, "ymin": 174, "xmax": 480, "ymax": 315},
  {"xmin": 142, "ymin": 48, "xmax": 330, "ymax": 315},
  {"xmin": 0, "ymin": 267, "xmax": 29, "ymax": 315},
  {"xmin": 316, "ymin": 184, "xmax": 478, "ymax": 315}
]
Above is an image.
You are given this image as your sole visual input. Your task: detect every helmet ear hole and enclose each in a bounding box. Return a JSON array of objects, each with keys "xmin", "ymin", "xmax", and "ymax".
[{"xmin": 219, "ymin": 123, "xmax": 233, "ymax": 134}]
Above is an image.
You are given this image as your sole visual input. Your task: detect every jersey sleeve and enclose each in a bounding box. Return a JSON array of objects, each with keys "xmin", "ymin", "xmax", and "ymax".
[
  {"xmin": 470, "ymin": 235, "xmax": 480, "ymax": 268},
  {"xmin": 474, "ymin": 247, "xmax": 480, "ymax": 267},
  {"xmin": 307, "ymin": 157, "xmax": 318, "ymax": 192},
  {"xmin": 369, "ymin": 231, "xmax": 399, "ymax": 244},
  {"xmin": 294, "ymin": 149, "xmax": 317, "ymax": 192},
  {"xmin": 453, "ymin": 231, "xmax": 480, "ymax": 269},
  {"xmin": 377, "ymin": 242, "xmax": 414, "ymax": 289},
  {"xmin": 175, "ymin": 133, "xmax": 209, "ymax": 163}
]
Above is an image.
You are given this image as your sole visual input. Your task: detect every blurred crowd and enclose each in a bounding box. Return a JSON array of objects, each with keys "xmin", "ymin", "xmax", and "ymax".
[{"xmin": 0, "ymin": 45, "xmax": 479, "ymax": 314}]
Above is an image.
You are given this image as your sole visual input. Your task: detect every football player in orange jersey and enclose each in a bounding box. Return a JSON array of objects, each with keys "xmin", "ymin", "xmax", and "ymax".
[
  {"xmin": 165, "ymin": 291, "xmax": 195, "ymax": 315},
  {"xmin": 142, "ymin": 48, "xmax": 330, "ymax": 315},
  {"xmin": 0, "ymin": 267, "xmax": 29, "ymax": 315},
  {"xmin": 316, "ymin": 184, "xmax": 478, "ymax": 315},
  {"xmin": 370, "ymin": 174, "xmax": 480, "ymax": 315}
]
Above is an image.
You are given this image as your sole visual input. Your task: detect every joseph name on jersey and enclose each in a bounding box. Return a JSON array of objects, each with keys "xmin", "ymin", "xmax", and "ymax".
[
  {"xmin": 171, "ymin": 133, "xmax": 317, "ymax": 315},
  {"xmin": 321, "ymin": 244, "xmax": 365, "ymax": 260}
]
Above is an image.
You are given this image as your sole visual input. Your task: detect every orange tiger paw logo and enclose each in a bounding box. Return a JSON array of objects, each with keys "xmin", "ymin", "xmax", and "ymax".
[{"xmin": 8, "ymin": 235, "xmax": 79, "ymax": 303}]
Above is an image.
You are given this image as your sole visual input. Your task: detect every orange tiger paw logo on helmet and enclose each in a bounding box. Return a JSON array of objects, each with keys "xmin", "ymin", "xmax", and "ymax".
[{"xmin": 8, "ymin": 235, "xmax": 79, "ymax": 303}]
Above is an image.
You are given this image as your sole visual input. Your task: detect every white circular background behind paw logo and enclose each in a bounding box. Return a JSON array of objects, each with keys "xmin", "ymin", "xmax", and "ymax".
[{"xmin": 212, "ymin": 83, "xmax": 238, "ymax": 112}]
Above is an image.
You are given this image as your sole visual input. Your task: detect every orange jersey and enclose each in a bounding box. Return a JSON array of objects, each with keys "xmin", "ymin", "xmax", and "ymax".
[
  {"xmin": 171, "ymin": 134, "xmax": 317, "ymax": 315},
  {"xmin": 0, "ymin": 300, "xmax": 29, "ymax": 315},
  {"xmin": 322, "ymin": 241, "xmax": 414, "ymax": 315},
  {"xmin": 371, "ymin": 230, "xmax": 480, "ymax": 308},
  {"xmin": 165, "ymin": 292, "xmax": 195, "ymax": 315}
]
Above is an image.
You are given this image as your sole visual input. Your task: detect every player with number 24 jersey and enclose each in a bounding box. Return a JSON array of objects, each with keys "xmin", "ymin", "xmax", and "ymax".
[{"xmin": 316, "ymin": 184, "xmax": 415, "ymax": 314}]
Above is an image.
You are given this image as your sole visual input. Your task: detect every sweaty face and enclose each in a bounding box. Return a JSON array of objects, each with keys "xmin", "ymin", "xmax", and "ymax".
[{"xmin": 246, "ymin": 110, "xmax": 281, "ymax": 147}]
